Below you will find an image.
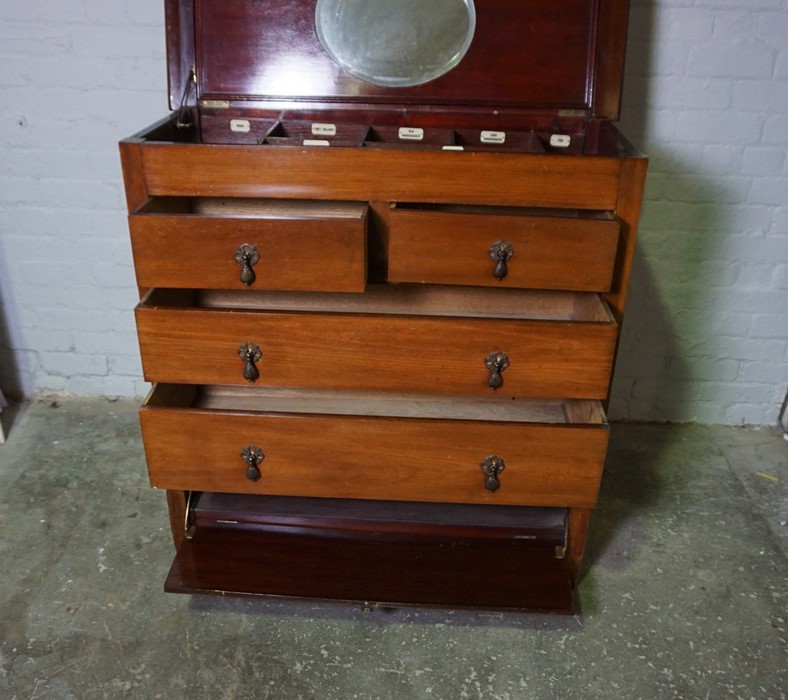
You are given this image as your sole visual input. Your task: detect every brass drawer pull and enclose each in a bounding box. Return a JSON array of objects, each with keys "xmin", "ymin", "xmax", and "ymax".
[
  {"xmin": 238, "ymin": 342, "xmax": 263, "ymax": 382},
  {"xmin": 481, "ymin": 455, "xmax": 505, "ymax": 492},
  {"xmin": 485, "ymin": 350, "xmax": 509, "ymax": 390},
  {"xmin": 241, "ymin": 445, "xmax": 265, "ymax": 482},
  {"xmin": 235, "ymin": 243, "xmax": 260, "ymax": 285},
  {"xmin": 489, "ymin": 240, "xmax": 514, "ymax": 280}
]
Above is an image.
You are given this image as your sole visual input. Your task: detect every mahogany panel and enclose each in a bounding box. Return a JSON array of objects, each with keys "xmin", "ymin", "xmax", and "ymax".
[
  {"xmin": 193, "ymin": 492, "xmax": 569, "ymax": 544},
  {"xmin": 129, "ymin": 199, "xmax": 367, "ymax": 292},
  {"xmin": 388, "ymin": 208, "xmax": 620, "ymax": 291},
  {"xmin": 194, "ymin": 0, "xmax": 594, "ymax": 110},
  {"xmin": 165, "ymin": 0, "xmax": 195, "ymax": 113},
  {"xmin": 134, "ymin": 303, "xmax": 618, "ymax": 398},
  {"xmin": 165, "ymin": 525, "xmax": 574, "ymax": 612},
  {"xmin": 139, "ymin": 399, "xmax": 609, "ymax": 507}
]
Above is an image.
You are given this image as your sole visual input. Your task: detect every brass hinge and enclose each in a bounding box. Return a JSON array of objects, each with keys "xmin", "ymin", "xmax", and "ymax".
[
  {"xmin": 200, "ymin": 100, "xmax": 231, "ymax": 110},
  {"xmin": 184, "ymin": 490, "xmax": 197, "ymax": 540}
]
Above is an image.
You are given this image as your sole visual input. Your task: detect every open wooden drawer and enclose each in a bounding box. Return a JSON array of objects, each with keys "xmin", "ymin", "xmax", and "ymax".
[
  {"xmin": 166, "ymin": 492, "xmax": 576, "ymax": 612},
  {"xmin": 135, "ymin": 286, "xmax": 618, "ymax": 398},
  {"xmin": 129, "ymin": 197, "xmax": 368, "ymax": 292},
  {"xmin": 388, "ymin": 204, "xmax": 621, "ymax": 291},
  {"xmin": 140, "ymin": 384, "xmax": 609, "ymax": 508}
]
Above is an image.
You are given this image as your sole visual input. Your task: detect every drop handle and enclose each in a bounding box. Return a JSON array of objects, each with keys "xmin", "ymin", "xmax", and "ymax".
[
  {"xmin": 485, "ymin": 351, "xmax": 509, "ymax": 390},
  {"xmin": 481, "ymin": 455, "xmax": 505, "ymax": 492},
  {"xmin": 489, "ymin": 240, "xmax": 514, "ymax": 280},
  {"xmin": 238, "ymin": 342, "xmax": 262, "ymax": 382},
  {"xmin": 242, "ymin": 445, "xmax": 265, "ymax": 482},
  {"xmin": 235, "ymin": 243, "xmax": 260, "ymax": 286}
]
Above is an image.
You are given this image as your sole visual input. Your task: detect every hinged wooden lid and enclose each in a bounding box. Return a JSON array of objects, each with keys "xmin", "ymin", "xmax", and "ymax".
[{"xmin": 167, "ymin": 0, "xmax": 630, "ymax": 121}]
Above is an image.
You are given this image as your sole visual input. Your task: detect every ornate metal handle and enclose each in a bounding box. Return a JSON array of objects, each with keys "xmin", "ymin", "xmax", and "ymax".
[
  {"xmin": 489, "ymin": 240, "xmax": 514, "ymax": 280},
  {"xmin": 241, "ymin": 445, "xmax": 265, "ymax": 482},
  {"xmin": 238, "ymin": 342, "xmax": 262, "ymax": 382},
  {"xmin": 235, "ymin": 243, "xmax": 260, "ymax": 286},
  {"xmin": 485, "ymin": 351, "xmax": 509, "ymax": 390},
  {"xmin": 481, "ymin": 455, "xmax": 505, "ymax": 492}
]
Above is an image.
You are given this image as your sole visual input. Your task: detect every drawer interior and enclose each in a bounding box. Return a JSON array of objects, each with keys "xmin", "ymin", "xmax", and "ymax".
[
  {"xmin": 141, "ymin": 285, "xmax": 615, "ymax": 323},
  {"xmin": 145, "ymin": 384, "xmax": 608, "ymax": 426},
  {"xmin": 166, "ymin": 492, "xmax": 574, "ymax": 611},
  {"xmin": 132, "ymin": 196, "xmax": 368, "ymax": 221}
]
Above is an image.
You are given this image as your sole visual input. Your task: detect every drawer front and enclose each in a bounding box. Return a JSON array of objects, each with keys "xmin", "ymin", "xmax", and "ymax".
[
  {"xmin": 388, "ymin": 209, "xmax": 620, "ymax": 291},
  {"xmin": 140, "ymin": 406, "xmax": 609, "ymax": 508},
  {"xmin": 135, "ymin": 306, "xmax": 618, "ymax": 398},
  {"xmin": 129, "ymin": 204, "xmax": 367, "ymax": 292}
]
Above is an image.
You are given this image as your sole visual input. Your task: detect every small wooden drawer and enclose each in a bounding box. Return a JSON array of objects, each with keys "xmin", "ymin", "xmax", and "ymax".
[
  {"xmin": 388, "ymin": 206, "xmax": 620, "ymax": 291},
  {"xmin": 140, "ymin": 384, "xmax": 610, "ymax": 508},
  {"xmin": 135, "ymin": 285, "xmax": 618, "ymax": 398},
  {"xmin": 129, "ymin": 197, "xmax": 368, "ymax": 292}
]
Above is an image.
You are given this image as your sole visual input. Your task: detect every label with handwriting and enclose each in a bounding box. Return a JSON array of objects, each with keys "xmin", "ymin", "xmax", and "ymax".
[
  {"xmin": 480, "ymin": 130, "xmax": 506, "ymax": 144},
  {"xmin": 230, "ymin": 119, "xmax": 251, "ymax": 133},
  {"xmin": 398, "ymin": 127, "xmax": 424, "ymax": 141},
  {"xmin": 311, "ymin": 123, "xmax": 337, "ymax": 136}
]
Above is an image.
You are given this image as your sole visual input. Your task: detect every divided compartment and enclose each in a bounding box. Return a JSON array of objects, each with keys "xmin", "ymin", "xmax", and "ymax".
[
  {"xmin": 362, "ymin": 126, "xmax": 546, "ymax": 153},
  {"xmin": 199, "ymin": 113, "xmax": 278, "ymax": 145},
  {"xmin": 135, "ymin": 285, "xmax": 618, "ymax": 397},
  {"xmin": 128, "ymin": 197, "xmax": 368, "ymax": 292},
  {"xmin": 453, "ymin": 129, "xmax": 546, "ymax": 153},
  {"xmin": 140, "ymin": 383, "xmax": 610, "ymax": 508},
  {"xmin": 262, "ymin": 120, "xmax": 369, "ymax": 147},
  {"xmin": 200, "ymin": 117, "xmax": 551, "ymax": 153}
]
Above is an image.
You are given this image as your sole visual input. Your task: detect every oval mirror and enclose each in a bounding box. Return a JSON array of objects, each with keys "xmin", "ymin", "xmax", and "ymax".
[{"xmin": 315, "ymin": 0, "xmax": 476, "ymax": 88}]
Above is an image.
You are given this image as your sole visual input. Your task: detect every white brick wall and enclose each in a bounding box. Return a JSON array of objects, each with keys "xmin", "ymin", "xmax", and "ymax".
[
  {"xmin": 0, "ymin": 0, "xmax": 164, "ymax": 398},
  {"xmin": 611, "ymin": 0, "xmax": 788, "ymax": 425},
  {"xmin": 0, "ymin": 1, "xmax": 786, "ymax": 424}
]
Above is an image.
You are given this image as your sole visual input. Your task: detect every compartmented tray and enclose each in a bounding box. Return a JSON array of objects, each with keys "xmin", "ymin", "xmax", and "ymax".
[{"xmin": 199, "ymin": 115, "xmax": 592, "ymax": 153}]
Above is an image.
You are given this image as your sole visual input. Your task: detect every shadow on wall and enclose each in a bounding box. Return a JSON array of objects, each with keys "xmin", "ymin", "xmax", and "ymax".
[
  {"xmin": 0, "ymin": 239, "xmax": 33, "ymax": 401},
  {"xmin": 582, "ymin": 0, "xmax": 723, "ymax": 583}
]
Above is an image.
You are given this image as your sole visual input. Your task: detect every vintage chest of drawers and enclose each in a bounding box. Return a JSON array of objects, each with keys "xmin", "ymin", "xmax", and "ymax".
[{"xmin": 119, "ymin": 0, "xmax": 646, "ymax": 612}]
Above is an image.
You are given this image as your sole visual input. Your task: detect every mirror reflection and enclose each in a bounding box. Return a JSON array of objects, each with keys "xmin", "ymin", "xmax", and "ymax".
[{"xmin": 315, "ymin": 0, "xmax": 476, "ymax": 88}]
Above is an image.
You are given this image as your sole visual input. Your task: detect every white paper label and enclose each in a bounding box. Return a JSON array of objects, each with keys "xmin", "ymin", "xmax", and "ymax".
[
  {"xmin": 550, "ymin": 134, "xmax": 572, "ymax": 148},
  {"xmin": 398, "ymin": 127, "xmax": 424, "ymax": 141},
  {"xmin": 480, "ymin": 130, "xmax": 506, "ymax": 144},
  {"xmin": 230, "ymin": 119, "xmax": 251, "ymax": 133},
  {"xmin": 311, "ymin": 123, "xmax": 337, "ymax": 136},
  {"xmin": 303, "ymin": 139, "xmax": 330, "ymax": 147},
  {"xmin": 442, "ymin": 145, "xmax": 464, "ymax": 151}
]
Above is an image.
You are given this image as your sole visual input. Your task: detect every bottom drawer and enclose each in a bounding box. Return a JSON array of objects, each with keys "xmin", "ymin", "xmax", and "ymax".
[
  {"xmin": 141, "ymin": 385, "xmax": 609, "ymax": 508},
  {"xmin": 167, "ymin": 493, "xmax": 574, "ymax": 612}
]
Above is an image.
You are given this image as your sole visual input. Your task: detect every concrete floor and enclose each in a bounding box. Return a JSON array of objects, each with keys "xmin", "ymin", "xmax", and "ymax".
[{"xmin": 0, "ymin": 397, "xmax": 786, "ymax": 700}]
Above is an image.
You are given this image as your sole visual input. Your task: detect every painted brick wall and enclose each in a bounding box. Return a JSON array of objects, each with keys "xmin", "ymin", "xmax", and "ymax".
[
  {"xmin": 610, "ymin": 0, "xmax": 788, "ymax": 425},
  {"xmin": 0, "ymin": 0, "xmax": 167, "ymax": 397},
  {"xmin": 0, "ymin": 1, "xmax": 786, "ymax": 424}
]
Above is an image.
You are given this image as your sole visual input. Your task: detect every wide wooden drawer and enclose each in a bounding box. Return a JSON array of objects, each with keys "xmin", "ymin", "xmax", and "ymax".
[
  {"xmin": 388, "ymin": 206, "xmax": 620, "ymax": 291},
  {"xmin": 129, "ymin": 197, "xmax": 368, "ymax": 292},
  {"xmin": 166, "ymin": 494, "xmax": 574, "ymax": 611},
  {"xmin": 140, "ymin": 385, "xmax": 610, "ymax": 508},
  {"xmin": 135, "ymin": 286, "xmax": 618, "ymax": 398}
]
